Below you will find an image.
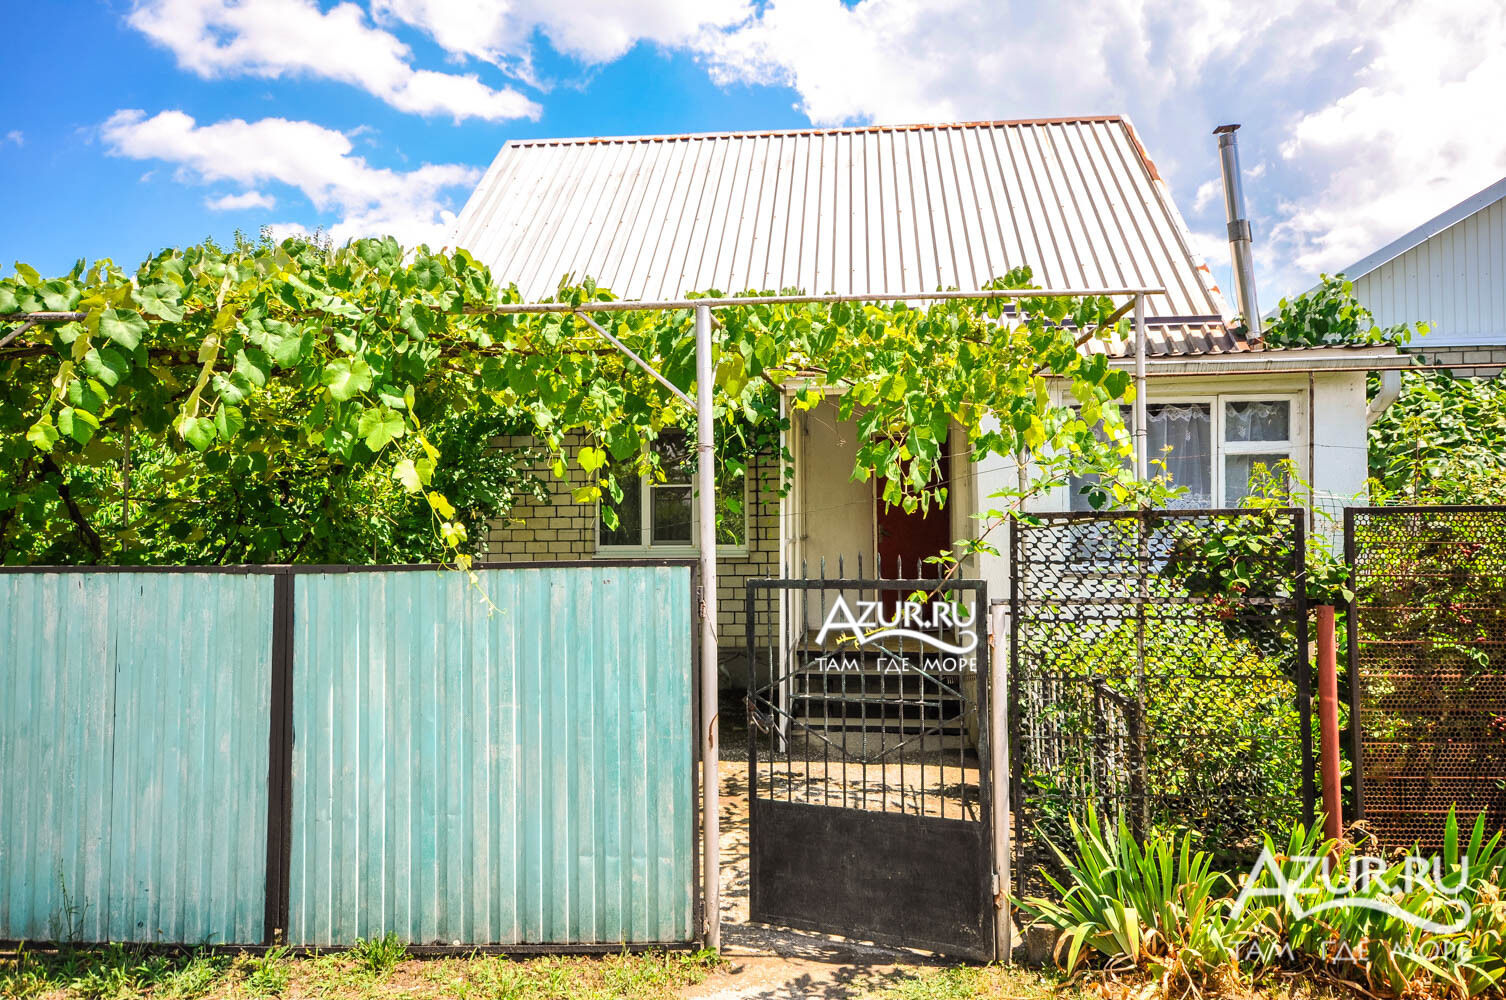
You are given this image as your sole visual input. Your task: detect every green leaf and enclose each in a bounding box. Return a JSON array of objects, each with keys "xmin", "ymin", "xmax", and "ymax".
[
  {"xmin": 57, "ymin": 406, "xmax": 99, "ymax": 445},
  {"xmin": 393, "ymin": 458, "xmax": 422, "ymax": 494},
  {"xmin": 181, "ymin": 415, "xmax": 216, "ymax": 452},
  {"xmin": 427, "ymin": 491, "xmax": 455, "ymax": 520},
  {"xmin": 578, "ymin": 445, "xmax": 606, "ymax": 474},
  {"xmin": 322, "ymin": 358, "xmax": 373, "ymax": 402},
  {"xmin": 82, "ymin": 346, "xmax": 131, "ymax": 388},
  {"xmin": 26, "ymin": 418, "xmax": 59, "ymax": 451},
  {"xmin": 213, "ymin": 405, "xmax": 245, "ymax": 440},
  {"xmin": 234, "ymin": 348, "xmax": 270, "ymax": 388},
  {"xmin": 358, "ymin": 406, "xmax": 405, "ymax": 451},
  {"xmin": 99, "ymin": 307, "xmax": 149, "ymax": 351},
  {"xmin": 132, "ymin": 283, "xmax": 185, "ymax": 322}
]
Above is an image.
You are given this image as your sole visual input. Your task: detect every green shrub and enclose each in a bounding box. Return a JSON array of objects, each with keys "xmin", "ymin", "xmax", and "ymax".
[
  {"xmin": 1017, "ymin": 808, "xmax": 1506, "ymax": 999},
  {"xmin": 1016, "ymin": 810, "xmax": 1264, "ymax": 986}
]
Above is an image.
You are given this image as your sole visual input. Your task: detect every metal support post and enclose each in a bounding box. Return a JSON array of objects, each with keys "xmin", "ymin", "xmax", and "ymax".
[{"xmin": 695, "ymin": 304, "xmax": 721, "ymax": 950}]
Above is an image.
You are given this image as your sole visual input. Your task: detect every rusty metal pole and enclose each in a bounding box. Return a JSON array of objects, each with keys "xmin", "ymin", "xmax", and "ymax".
[
  {"xmin": 695, "ymin": 303, "xmax": 721, "ymax": 950},
  {"xmin": 1316, "ymin": 604, "xmax": 1343, "ymax": 843}
]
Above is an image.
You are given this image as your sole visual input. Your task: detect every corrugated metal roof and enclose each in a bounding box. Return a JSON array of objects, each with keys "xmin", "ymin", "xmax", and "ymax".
[{"xmin": 452, "ymin": 118, "xmax": 1246, "ymax": 357}]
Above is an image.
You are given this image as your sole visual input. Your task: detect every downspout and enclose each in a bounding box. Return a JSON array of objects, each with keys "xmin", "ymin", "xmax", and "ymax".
[
  {"xmin": 1214, "ymin": 124, "xmax": 1262, "ymax": 340},
  {"xmin": 1366, "ymin": 369, "xmax": 1403, "ymax": 426}
]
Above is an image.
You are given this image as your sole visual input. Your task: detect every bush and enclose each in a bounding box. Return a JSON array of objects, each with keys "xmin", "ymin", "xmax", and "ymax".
[{"xmin": 1016, "ymin": 808, "xmax": 1506, "ymax": 999}]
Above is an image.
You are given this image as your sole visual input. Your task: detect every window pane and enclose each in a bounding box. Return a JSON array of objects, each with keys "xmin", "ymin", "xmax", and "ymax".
[
  {"xmin": 1225, "ymin": 453, "xmax": 1289, "ymax": 504},
  {"xmin": 652, "ymin": 485, "xmax": 693, "ymax": 543},
  {"xmin": 1225, "ymin": 400, "xmax": 1289, "ymax": 442},
  {"xmin": 653, "ymin": 430, "xmax": 694, "ymax": 485},
  {"xmin": 599, "ymin": 474, "xmax": 642, "ymax": 546},
  {"xmin": 1147, "ymin": 403, "xmax": 1212, "ymax": 507}
]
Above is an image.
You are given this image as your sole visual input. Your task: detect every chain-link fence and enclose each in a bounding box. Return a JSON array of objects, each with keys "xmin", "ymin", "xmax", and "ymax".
[
  {"xmin": 1009, "ymin": 508, "xmax": 1311, "ymax": 893},
  {"xmin": 1347, "ymin": 506, "xmax": 1506, "ymax": 849}
]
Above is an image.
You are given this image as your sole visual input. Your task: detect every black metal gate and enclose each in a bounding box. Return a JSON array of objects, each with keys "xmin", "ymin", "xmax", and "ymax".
[
  {"xmin": 1008, "ymin": 508, "xmax": 1311, "ymax": 893},
  {"xmin": 1345, "ymin": 505, "xmax": 1506, "ymax": 849},
  {"xmin": 745, "ymin": 575, "xmax": 995, "ymax": 960}
]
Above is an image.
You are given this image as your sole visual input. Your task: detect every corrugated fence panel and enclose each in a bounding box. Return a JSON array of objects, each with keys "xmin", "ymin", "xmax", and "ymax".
[
  {"xmin": 0, "ymin": 572, "xmax": 273, "ymax": 944},
  {"xmin": 287, "ymin": 565, "xmax": 694, "ymax": 946}
]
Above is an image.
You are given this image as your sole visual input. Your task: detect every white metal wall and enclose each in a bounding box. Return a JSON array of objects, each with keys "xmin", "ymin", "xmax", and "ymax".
[{"xmin": 1353, "ymin": 194, "xmax": 1506, "ymax": 347}]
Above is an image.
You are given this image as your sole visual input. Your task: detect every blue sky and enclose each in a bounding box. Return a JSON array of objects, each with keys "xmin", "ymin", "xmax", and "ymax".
[{"xmin": 3, "ymin": 0, "xmax": 1504, "ymax": 304}]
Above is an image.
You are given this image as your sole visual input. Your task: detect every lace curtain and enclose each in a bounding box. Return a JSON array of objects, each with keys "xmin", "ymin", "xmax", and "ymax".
[
  {"xmin": 1146, "ymin": 404, "xmax": 1212, "ymax": 507},
  {"xmin": 1225, "ymin": 400, "xmax": 1289, "ymax": 443}
]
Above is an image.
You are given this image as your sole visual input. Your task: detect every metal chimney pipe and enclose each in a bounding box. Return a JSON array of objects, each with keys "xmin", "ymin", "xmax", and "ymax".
[{"xmin": 1214, "ymin": 124, "xmax": 1262, "ymax": 339}]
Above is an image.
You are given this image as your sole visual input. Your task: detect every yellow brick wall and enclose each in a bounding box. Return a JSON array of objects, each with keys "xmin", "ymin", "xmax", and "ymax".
[{"xmin": 485, "ymin": 433, "xmax": 782, "ymax": 652}]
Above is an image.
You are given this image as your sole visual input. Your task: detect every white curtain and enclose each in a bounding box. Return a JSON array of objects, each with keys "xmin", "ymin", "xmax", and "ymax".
[
  {"xmin": 1225, "ymin": 400, "xmax": 1289, "ymax": 442},
  {"xmin": 1147, "ymin": 404, "xmax": 1211, "ymax": 507}
]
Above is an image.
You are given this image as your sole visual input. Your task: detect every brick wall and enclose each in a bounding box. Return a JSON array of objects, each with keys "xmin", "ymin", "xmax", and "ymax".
[
  {"xmin": 1404, "ymin": 345, "xmax": 1506, "ymax": 377},
  {"xmin": 485, "ymin": 433, "xmax": 781, "ymax": 662}
]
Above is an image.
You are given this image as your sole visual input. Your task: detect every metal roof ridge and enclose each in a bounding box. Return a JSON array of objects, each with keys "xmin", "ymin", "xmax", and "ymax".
[{"xmin": 501, "ymin": 116, "xmax": 1129, "ymax": 148}]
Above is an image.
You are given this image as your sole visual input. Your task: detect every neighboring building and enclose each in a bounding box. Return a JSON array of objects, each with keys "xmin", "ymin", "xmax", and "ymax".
[
  {"xmin": 1332, "ymin": 175, "xmax": 1506, "ymax": 374},
  {"xmin": 450, "ymin": 118, "xmax": 1400, "ymax": 676}
]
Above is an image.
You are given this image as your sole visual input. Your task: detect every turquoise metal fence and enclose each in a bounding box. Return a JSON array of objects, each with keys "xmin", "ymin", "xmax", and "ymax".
[
  {"xmin": 0, "ymin": 563, "xmax": 696, "ymax": 949},
  {"xmin": 0, "ymin": 571, "xmax": 273, "ymax": 944},
  {"xmin": 287, "ymin": 566, "xmax": 695, "ymax": 946}
]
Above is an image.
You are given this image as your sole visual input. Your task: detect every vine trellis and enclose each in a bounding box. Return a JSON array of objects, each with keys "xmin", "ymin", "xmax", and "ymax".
[{"xmin": 1, "ymin": 236, "xmax": 1146, "ymax": 566}]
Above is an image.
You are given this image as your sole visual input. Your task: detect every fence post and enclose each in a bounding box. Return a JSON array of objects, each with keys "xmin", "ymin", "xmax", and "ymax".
[
  {"xmin": 694, "ymin": 303, "xmax": 721, "ymax": 951},
  {"xmin": 1315, "ymin": 605, "xmax": 1343, "ymax": 843},
  {"xmin": 989, "ymin": 603, "xmax": 1012, "ymax": 963},
  {"xmin": 263, "ymin": 569, "xmax": 295, "ymax": 946}
]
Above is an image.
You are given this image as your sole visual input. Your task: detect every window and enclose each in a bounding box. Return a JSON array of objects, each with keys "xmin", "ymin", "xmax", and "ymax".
[
  {"xmin": 1222, "ymin": 400, "xmax": 1293, "ymax": 504},
  {"xmin": 1068, "ymin": 396, "xmax": 1296, "ymax": 510},
  {"xmin": 597, "ymin": 430, "xmax": 749, "ymax": 553}
]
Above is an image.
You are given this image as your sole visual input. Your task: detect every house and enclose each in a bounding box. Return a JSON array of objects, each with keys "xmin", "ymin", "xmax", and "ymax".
[
  {"xmin": 1323, "ymin": 175, "xmax": 1506, "ymax": 374},
  {"xmin": 449, "ymin": 118, "xmax": 1401, "ymax": 673}
]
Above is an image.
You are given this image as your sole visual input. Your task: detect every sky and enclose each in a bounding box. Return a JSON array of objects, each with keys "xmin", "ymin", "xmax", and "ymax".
[{"xmin": 3, "ymin": 0, "xmax": 1504, "ymax": 306}]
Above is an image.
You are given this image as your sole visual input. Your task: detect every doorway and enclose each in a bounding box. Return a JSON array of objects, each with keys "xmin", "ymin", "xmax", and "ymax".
[{"xmin": 875, "ymin": 440, "xmax": 952, "ymax": 578}]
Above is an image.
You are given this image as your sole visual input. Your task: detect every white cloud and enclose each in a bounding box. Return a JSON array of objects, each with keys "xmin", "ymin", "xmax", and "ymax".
[
  {"xmin": 4, "ymin": 130, "xmax": 21, "ymax": 147},
  {"xmin": 103, "ymin": 110, "xmax": 479, "ymax": 247},
  {"xmin": 688, "ymin": 0, "xmax": 1506, "ymax": 301},
  {"xmin": 263, "ymin": 222, "xmax": 313, "ymax": 244},
  {"xmin": 371, "ymin": 0, "xmax": 751, "ymax": 82},
  {"xmin": 127, "ymin": 0, "xmax": 540, "ymax": 122},
  {"xmin": 205, "ymin": 190, "xmax": 276, "ymax": 212},
  {"xmin": 1267, "ymin": 2, "xmax": 1506, "ymax": 283},
  {"xmin": 1193, "ymin": 179, "xmax": 1222, "ymax": 215}
]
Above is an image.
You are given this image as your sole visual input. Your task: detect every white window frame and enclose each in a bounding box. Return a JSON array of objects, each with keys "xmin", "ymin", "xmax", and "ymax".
[
  {"xmin": 1065, "ymin": 391, "xmax": 1303, "ymax": 509},
  {"xmin": 594, "ymin": 460, "xmax": 751, "ymax": 559},
  {"xmin": 1215, "ymin": 392, "xmax": 1301, "ymax": 507}
]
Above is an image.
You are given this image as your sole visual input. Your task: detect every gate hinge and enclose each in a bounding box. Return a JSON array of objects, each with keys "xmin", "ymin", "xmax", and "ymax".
[{"xmin": 696, "ymin": 585, "xmax": 707, "ymax": 623}]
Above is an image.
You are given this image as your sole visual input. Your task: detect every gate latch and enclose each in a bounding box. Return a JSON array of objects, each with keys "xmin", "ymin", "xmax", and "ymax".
[{"xmin": 745, "ymin": 696, "xmax": 773, "ymax": 734}]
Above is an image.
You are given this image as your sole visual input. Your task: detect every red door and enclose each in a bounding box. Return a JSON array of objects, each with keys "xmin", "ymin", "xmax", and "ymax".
[{"xmin": 875, "ymin": 441, "xmax": 952, "ymax": 579}]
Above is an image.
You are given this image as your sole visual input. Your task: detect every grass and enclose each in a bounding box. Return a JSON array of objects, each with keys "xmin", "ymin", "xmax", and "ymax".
[
  {"xmin": 0, "ymin": 944, "xmax": 1377, "ymax": 1000},
  {"xmin": 0, "ymin": 943, "xmax": 723, "ymax": 1000}
]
